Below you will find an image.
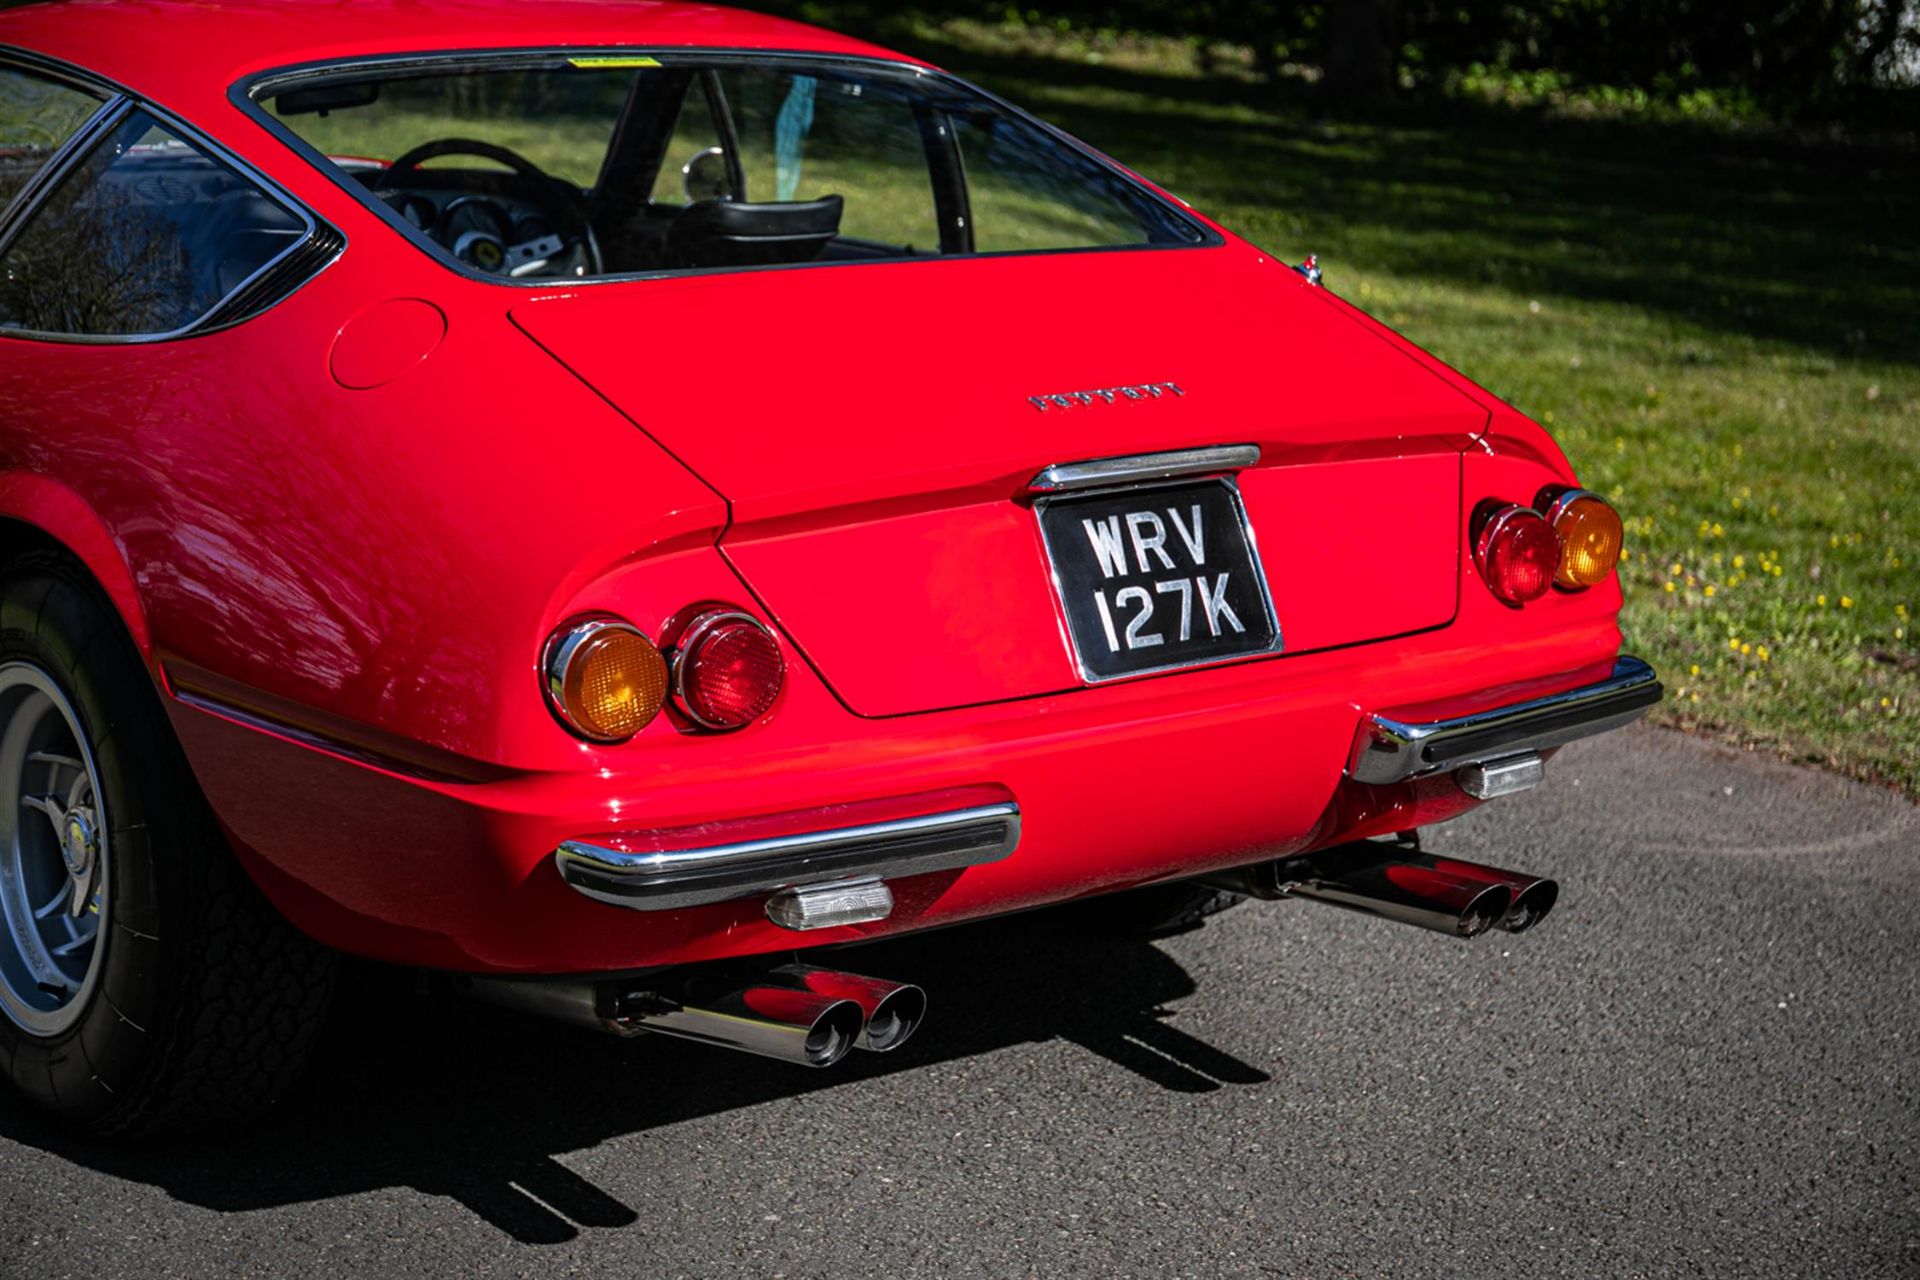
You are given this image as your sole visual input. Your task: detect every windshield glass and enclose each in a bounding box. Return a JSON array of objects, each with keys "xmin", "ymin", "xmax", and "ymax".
[{"xmin": 258, "ymin": 55, "xmax": 1210, "ymax": 281}]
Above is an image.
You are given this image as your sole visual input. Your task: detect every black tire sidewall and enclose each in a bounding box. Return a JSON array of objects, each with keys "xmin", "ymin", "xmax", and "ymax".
[{"xmin": 0, "ymin": 557, "xmax": 176, "ymax": 1128}]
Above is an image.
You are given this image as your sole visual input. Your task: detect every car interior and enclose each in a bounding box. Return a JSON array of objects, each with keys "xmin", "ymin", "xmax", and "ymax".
[{"xmin": 262, "ymin": 58, "xmax": 1201, "ymax": 282}]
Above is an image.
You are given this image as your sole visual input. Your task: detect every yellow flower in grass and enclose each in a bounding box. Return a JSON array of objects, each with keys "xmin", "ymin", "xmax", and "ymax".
[
  {"xmin": 1689, "ymin": 664, "xmax": 1701, "ymax": 676},
  {"xmin": 1740, "ymin": 643, "xmax": 1752, "ymax": 655},
  {"xmin": 1841, "ymin": 596, "xmax": 1853, "ymax": 609},
  {"xmin": 1704, "ymin": 585, "xmax": 1717, "ymax": 598},
  {"xmin": 1728, "ymin": 638, "xmax": 1741, "ymax": 651},
  {"xmin": 1817, "ymin": 594, "xmax": 1828, "ymax": 607},
  {"xmin": 1757, "ymin": 646, "xmax": 1770, "ymax": 662},
  {"xmin": 1664, "ymin": 581, "xmax": 1676, "ymax": 594}
]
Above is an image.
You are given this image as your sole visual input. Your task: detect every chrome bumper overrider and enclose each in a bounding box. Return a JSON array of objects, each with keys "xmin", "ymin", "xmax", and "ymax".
[
  {"xmin": 1348, "ymin": 655, "xmax": 1662, "ymax": 786},
  {"xmin": 554, "ymin": 803, "xmax": 1022, "ymax": 912}
]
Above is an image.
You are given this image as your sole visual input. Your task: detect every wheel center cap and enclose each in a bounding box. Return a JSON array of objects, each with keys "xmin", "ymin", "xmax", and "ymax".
[{"xmin": 60, "ymin": 810, "xmax": 96, "ymax": 878}]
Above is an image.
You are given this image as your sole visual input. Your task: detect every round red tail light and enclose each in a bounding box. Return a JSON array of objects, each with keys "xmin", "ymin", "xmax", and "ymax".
[
  {"xmin": 672, "ymin": 611, "xmax": 785, "ymax": 730},
  {"xmin": 1475, "ymin": 506, "xmax": 1561, "ymax": 606}
]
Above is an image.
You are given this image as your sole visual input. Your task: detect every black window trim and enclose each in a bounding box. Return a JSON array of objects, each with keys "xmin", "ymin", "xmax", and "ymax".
[
  {"xmin": 232, "ymin": 46, "xmax": 1226, "ymax": 291},
  {"xmin": 0, "ymin": 55, "xmax": 120, "ymax": 246},
  {"xmin": 0, "ymin": 44, "xmax": 345, "ymax": 345}
]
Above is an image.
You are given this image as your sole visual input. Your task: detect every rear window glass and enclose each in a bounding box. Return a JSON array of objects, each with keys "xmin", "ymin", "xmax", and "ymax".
[
  {"xmin": 0, "ymin": 67, "xmax": 105, "ymax": 214},
  {"xmin": 258, "ymin": 55, "xmax": 1209, "ymax": 282},
  {"xmin": 0, "ymin": 109, "xmax": 307, "ymax": 336}
]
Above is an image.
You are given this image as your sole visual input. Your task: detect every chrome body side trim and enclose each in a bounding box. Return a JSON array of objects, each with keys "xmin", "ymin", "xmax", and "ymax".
[
  {"xmin": 554, "ymin": 801, "xmax": 1021, "ymax": 911},
  {"xmin": 1027, "ymin": 444, "xmax": 1260, "ymax": 493},
  {"xmin": 1348, "ymin": 655, "xmax": 1663, "ymax": 785}
]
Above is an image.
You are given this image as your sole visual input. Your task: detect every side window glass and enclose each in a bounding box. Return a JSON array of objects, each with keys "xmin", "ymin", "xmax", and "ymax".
[
  {"xmin": 650, "ymin": 80, "xmax": 725, "ymax": 206},
  {"xmin": 0, "ymin": 66, "xmax": 105, "ymax": 214},
  {"xmin": 0, "ymin": 108, "xmax": 306, "ymax": 337},
  {"xmin": 951, "ymin": 112, "xmax": 1151, "ymax": 253},
  {"xmin": 717, "ymin": 69, "xmax": 939, "ymax": 253}
]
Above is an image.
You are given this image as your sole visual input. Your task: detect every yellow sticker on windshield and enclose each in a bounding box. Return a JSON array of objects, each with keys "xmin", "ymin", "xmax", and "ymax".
[{"xmin": 567, "ymin": 55, "xmax": 662, "ymax": 68}]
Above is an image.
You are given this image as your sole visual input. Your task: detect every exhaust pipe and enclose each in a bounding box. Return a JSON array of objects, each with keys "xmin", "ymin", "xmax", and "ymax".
[
  {"xmin": 614, "ymin": 979, "xmax": 867, "ymax": 1068},
  {"xmin": 466, "ymin": 970, "xmax": 867, "ymax": 1068},
  {"xmin": 1204, "ymin": 841, "xmax": 1521, "ymax": 938},
  {"xmin": 1399, "ymin": 854, "xmax": 1559, "ymax": 933},
  {"xmin": 767, "ymin": 964, "xmax": 928, "ymax": 1053}
]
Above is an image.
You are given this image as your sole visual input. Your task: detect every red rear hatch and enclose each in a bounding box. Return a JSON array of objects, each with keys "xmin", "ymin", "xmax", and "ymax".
[{"xmin": 513, "ymin": 244, "xmax": 1486, "ymax": 716}]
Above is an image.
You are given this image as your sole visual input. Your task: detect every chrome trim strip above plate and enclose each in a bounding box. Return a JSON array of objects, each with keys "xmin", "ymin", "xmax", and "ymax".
[
  {"xmin": 554, "ymin": 802, "xmax": 1022, "ymax": 912},
  {"xmin": 1348, "ymin": 655, "xmax": 1663, "ymax": 786},
  {"xmin": 1027, "ymin": 445, "xmax": 1260, "ymax": 493}
]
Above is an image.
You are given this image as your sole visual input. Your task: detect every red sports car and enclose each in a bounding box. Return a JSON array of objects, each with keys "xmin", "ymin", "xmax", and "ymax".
[{"xmin": 0, "ymin": 0, "xmax": 1659, "ymax": 1134}]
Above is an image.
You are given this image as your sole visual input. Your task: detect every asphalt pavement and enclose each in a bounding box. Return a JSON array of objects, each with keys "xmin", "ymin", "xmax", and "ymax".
[{"xmin": 2, "ymin": 724, "xmax": 1916, "ymax": 1278}]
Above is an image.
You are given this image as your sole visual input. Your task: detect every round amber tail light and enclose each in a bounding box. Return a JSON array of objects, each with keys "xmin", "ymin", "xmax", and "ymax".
[
  {"xmin": 1545, "ymin": 490, "xmax": 1624, "ymax": 588},
  {"xmin": 543, "ymin": 617, "xmax": 668, "ymax": 742},
  {"xmin": 1475, "ymin": 505, "xmax": 1561, "ymax": 607},
  {"xmin": 671, "ymin": 610, "xmax": 785, "ymax": 731}
]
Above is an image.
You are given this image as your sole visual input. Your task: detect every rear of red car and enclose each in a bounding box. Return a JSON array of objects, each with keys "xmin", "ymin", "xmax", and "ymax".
[
  {"xmin": 164, "ymin": 34, "xmax": 1657, "ymax": 982},
  {"xmin": 0, "ymin": 1, "xmax": 1657, "ymax": 1131}
]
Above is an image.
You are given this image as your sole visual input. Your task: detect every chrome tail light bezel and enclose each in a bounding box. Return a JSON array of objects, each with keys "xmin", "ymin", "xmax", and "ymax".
[
  {"xmin": 1537, "ymin": 486, "xmax": 1623, "ymax": 591},
  {"xmin": 668, "ymin": 608, "xmax": 786, "ymax": 732},
  {"xmin": 541, "ymin": 614, "xmax": 665, "ymax": 743},
  {"xmin": 1472, "ymin": 502, "xmax": 1561, "ymax": 607}
]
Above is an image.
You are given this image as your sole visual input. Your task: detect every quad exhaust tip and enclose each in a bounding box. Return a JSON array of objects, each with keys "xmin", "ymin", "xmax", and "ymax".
[
  {"xmin": 464, "ymin": 962, "xmax": 926, "ymax": 1068},
  {"xmin": 768, "ymin": 964, "xmax": 928, "ymax": 1053},
  {"xmin": 1205, "ymin": 839, "xmax": 1559, "ymax": 939}
]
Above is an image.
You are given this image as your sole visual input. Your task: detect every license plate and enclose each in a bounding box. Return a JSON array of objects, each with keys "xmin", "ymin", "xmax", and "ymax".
[{"xmin": 1036, "ymin": 479, "xmax": 1281, "ymax": 682}]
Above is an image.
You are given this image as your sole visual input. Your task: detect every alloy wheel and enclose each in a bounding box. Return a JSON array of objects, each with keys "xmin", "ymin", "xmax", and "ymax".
[{"xmin": 0, "ymin": 661, "xmax": 109, "ymax": 1036}]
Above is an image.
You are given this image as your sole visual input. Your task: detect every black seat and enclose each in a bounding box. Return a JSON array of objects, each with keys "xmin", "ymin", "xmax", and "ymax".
[{"xmin": 666, "ymin": 195, "xmax": 843, "ymax": 269}]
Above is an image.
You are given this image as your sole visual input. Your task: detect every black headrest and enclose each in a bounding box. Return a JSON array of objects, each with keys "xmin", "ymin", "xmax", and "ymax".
[{"xmin": 667, "ymin": 195, "xmax": 843, "ymax": 268}]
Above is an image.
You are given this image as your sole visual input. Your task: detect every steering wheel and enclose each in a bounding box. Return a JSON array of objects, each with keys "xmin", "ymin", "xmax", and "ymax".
[{"xmin": 373, "ymin": 138, "xmax": 601, "ymax": 274}]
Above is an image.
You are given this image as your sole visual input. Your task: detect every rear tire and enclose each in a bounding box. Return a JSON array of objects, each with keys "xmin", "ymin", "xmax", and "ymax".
[{"xmin": 0, "ymin": 552, "xmax": 335, "ymax": 1136}]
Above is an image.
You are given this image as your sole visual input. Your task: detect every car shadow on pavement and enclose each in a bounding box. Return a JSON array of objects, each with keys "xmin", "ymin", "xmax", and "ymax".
[{"xmin": 0, "ymin": 911, "xmax": 1268, "ymax": 1244}]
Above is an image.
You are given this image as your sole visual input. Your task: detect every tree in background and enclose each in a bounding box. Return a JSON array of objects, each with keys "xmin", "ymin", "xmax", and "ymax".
[
  {"xmin": 762, "ymin": 0, "xmax": 1919, "ymax": 115},
  {"xmin": 1321, "ymin": 0, "xmax": 1396, "ymax": 100}
]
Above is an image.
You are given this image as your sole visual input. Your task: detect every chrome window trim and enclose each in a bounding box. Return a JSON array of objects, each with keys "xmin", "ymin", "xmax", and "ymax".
[
  {"xmin": 0, "ymin": 44, "xmax": 345, "ymax": 346},
  {"xmin": 1028, "ymin": 444, "xmax": 1261, "ymax": 493},
  {"xmin": 554, "ymin": 801, "xmax": 1022, "ymax": 911},
  {"xmin": 230, "ymin": 45, "xmax": 1224, "ymax": 291}
]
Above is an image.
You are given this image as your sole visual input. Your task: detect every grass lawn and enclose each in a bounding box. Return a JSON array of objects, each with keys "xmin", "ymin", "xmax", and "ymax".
[{"xmin": 864, "ymin": 19, "xmax": 1917, "ymax": 796}]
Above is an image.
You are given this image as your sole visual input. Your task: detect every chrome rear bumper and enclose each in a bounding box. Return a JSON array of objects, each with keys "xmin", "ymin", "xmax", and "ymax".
[
  {"xmin": 554, "ymin": 802, "xmax": 1022, "ymax": 912},
  {"xmin": 1347, "ymin": 655, "xmax": 1662, "ymax": 786}
]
